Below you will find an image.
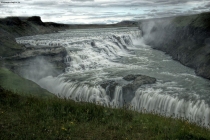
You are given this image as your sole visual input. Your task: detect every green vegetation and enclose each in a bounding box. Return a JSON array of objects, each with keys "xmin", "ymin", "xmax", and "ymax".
[
  {"xmin": 0, "ymin": 67, "xmax": 54, "ymax": 98},
  {"xmin": 0, "ymin": 87, "xmax": 210, "ymax": 140},
  {"xmin": 0, "ymin": 32, "xmax": 23, "ymax": 57}
]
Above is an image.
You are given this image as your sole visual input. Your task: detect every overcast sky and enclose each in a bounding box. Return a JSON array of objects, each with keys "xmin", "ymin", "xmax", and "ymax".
[{"xmin": 0, "ymin": 0, "xmax": 210, "ymax": 24}]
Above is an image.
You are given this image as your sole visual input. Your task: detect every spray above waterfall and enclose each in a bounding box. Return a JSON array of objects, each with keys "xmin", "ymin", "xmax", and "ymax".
[{"xmin": 16, "ymin": 27, "xmax": 210, "ymax": 127}]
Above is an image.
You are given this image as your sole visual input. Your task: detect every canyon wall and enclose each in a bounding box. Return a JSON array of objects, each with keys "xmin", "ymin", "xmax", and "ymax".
[{"xmin": 141, "ymin": 12, "xmax": 210, "ymax": 79}]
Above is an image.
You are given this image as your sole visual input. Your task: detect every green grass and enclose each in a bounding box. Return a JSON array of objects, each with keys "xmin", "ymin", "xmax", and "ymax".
[
  {"xmin": 0, "ymin": 36, "xmax": 23, "ymax": 57},
  {"xmin": 0, "ymin": 87, "xmax": 210, "ymax": 140},
  {"xmin": 0, "ymin": 67, "xmax": 54, "ymax": 98}
]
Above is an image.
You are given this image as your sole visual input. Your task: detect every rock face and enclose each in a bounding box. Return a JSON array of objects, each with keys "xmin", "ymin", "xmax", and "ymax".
[
  {"xmin": 122, "ymin": 75, "xmax": 156, "ymax": 102},
  {"xmin": 4, "ymin": 45, "xmax": 67, "ymax": 80},
  {"xmin": 141, "ymin": 12, "xmax": 210, "ymax": 80},
  {"xmin": 100, "ymin": 74, "xmax": 156, "ymax": 103},
  {"xmin": 0, "ymin": 16, "xmax": 70, "ymax": 57},
  {"xmin": 0, "ymin": 16, "xmax": 71, "ymax": 77},
  {"xmin": 100, "ymin": 80, "xmax": 118, "ymax": 99},
  {"xmin": 27, "ymin": 16, "xmax": 45, "ymax": 25},
  {"xmin": 123, "ymin": 74, "xmax": 138, "ymax": 81}
]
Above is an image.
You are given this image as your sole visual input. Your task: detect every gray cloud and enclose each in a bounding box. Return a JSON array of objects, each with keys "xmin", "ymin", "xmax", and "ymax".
[
  {"xmin": 204, "ymin": 2, "xmax": 210, "ymax": 8},
  {"xmin": 32, "ymin": 1, "xmax": 58, "ymax": 6},
  {"xmin": 0, "ymin": 0, "xmax": 210, "ymax": 24},
  {"xmin": 71, "ymin": 0, "xmax": 94, "ymax": 1}
]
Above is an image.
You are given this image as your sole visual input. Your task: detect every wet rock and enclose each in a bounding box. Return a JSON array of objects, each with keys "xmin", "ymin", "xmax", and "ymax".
[
  {"xmin": 123, "ymin": 74, "xmax": 140, "ymax": 81},
  {"xmin": 195, "ymin": 65, "xmax": 210, "ymax": 79},
  {"xmin": 123, "ymin": 74, "xmax": 156, "ymax": 91},
  {"xmin": 112, "ymin": 35, "xmax": 128, "ymax": 50},
  {"xmin": 91, "ymin": 41, "xmax": 96, "ymax": 47},
  {"xmin": 122, "ymin": 74, "xmax": 156, "ymax": 102},
  {"xmin": 100, "ymin": 74, "xmax": 156, "ymax": 102},
  {"xmin": 100, "ymin": 80, "xmax": 118, "ymax": 99}
]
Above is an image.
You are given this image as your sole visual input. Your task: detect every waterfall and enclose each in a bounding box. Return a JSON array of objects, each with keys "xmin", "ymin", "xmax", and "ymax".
[
  {"xmin": 110, "ymin": 86, "xmax": 123, "ymax": 108},
  {"xmin": 131, "ymin": 88, "xmax": 210, "ymax": 127},
  {"xmin": 16, "ymin": 27, "xmax": 210, "ymax": 128}
]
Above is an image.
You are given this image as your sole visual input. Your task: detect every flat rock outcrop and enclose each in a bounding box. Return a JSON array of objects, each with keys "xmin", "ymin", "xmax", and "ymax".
[{"xmin": 123, "ymin": 74, "xmax": 156, "ymax": 92}]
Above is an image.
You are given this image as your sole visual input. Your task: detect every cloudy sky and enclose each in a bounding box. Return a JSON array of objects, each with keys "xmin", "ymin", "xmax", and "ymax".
[{"xmin": 0, "ymin": 0, "xmax": 210, "ymax": 24}]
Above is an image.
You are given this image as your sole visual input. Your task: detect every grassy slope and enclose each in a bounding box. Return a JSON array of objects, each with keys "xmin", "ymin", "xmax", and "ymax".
[
  {"xmin": 0, "ymin": 87, "xmax": 210, "ymax": 140},
  {"xmin": 0, "ymin": 24, "xmax": 23, "ymax": 57},
  {"xmin": 0, "ymin": 68, "xmax": 54, "ymax": 98}
]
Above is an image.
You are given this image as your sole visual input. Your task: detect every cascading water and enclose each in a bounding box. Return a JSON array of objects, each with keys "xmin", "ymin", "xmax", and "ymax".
[{"xmin": 16, "ymin": 27, "xmax": 210, "ymax": 127}]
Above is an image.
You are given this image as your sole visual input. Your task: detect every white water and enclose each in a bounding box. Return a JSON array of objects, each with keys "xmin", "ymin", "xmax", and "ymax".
[{"xmin": 16, "ymin": 27, "xmax": 210, "ymax": 127}]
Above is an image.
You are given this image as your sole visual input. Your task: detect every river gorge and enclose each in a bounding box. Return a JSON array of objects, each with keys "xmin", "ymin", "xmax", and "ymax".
[{"xmin": 14, "ymin": 26, "xmax": 210, "ymax": 127}]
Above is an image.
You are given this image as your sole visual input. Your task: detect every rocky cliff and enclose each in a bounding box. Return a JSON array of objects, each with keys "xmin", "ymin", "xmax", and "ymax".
[
  {"xmin": 0, "ymin": 16, "xmax": 72, "ymax": 79},
  {"xmin": 0, "ymin": 16, "xmax": 71, "ymax": 57},
  {"xmin": 141, "ymin": 12, "xmax": 210, "ymax": 80}
]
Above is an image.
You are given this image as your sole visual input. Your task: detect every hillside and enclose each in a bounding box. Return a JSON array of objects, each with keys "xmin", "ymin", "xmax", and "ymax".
[{"xmin": 0, "ymin": 67, "xmax": 54, "ymax": 98}]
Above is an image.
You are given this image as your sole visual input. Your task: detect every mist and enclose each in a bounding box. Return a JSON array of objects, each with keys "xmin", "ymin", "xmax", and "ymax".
[
  {"xmin": 17, "ymin": 57, "xmax": 62, "ymax": 83},
  {"xmin": 140, "ymin": 18, "xmax": 174, "ymax": 48}
]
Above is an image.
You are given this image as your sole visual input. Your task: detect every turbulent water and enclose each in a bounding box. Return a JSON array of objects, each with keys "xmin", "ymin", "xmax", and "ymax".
[{"xmin": 16, "ymin": 27, "xmax": 210, "ymax": 127}]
